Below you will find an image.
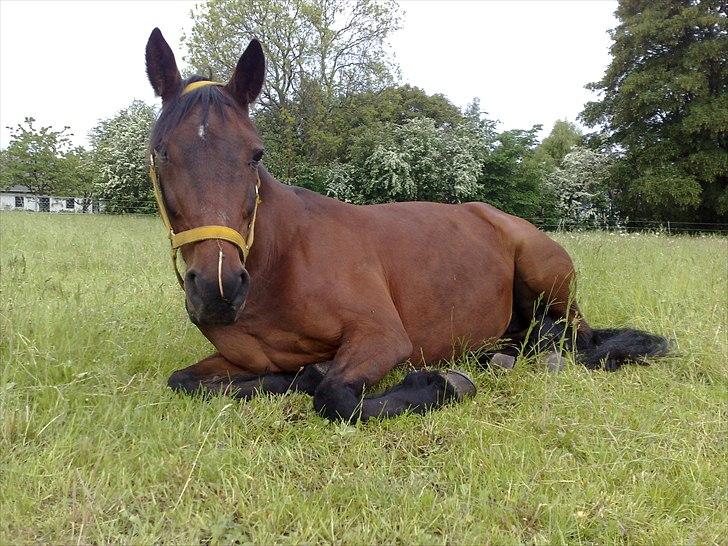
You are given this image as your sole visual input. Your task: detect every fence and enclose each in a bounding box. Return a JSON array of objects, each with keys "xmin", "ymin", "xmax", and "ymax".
[{"xmin": 3, "ymin": 195, "xmax": 728, "ymax": 235}]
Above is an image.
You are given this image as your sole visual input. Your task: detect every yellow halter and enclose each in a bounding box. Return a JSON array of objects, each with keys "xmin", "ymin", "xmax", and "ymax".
[{"xmin": 148, "ymin": 81, "xmax": 262, "ymax": 288}]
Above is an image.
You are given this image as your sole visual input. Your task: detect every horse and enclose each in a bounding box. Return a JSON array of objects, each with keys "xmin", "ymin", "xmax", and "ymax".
[{"xmin": 144, "ymin": 28, "xmax": 669, "ymax": 422}]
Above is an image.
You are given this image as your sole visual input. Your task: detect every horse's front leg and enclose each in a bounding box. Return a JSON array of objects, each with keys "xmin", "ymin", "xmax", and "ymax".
[
  {"xmin": 168, "ymin": 353, "xmax": 329, "ymax": 398},
  {"xmin": 313, "ymin": 325, "xmax": 477, "ymax": 423}
]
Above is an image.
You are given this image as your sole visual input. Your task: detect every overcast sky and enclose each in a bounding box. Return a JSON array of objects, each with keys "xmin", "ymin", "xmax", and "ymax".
[{"xmin": 0, "ymin": 0, "xmax": 617, "ymax": 149}]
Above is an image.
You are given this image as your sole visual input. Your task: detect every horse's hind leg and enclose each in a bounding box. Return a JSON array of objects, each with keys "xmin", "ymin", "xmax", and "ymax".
[
  {"xmin": 513, "ymin": 233, "xmax": 596, "ymax": 355},
  {"xmin": 168, "ymin": 354, "xmax": 329, "ymax": 398}
]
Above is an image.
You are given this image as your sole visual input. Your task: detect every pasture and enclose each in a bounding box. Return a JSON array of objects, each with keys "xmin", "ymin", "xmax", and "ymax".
[{"xmin": 1, "ymin": 211, "xmax": 726, "ymax": 544}]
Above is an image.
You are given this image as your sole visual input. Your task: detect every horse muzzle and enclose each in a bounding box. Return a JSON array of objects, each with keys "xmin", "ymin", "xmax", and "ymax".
[{"xmin": 184, "ymin": 267, "xmax": 250, "ymax": 326}]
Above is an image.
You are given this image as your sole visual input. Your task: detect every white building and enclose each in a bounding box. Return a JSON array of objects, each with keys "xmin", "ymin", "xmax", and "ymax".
[{"xmin": 0, "ymin": 185, "xmax": 101, "ymax": 213}]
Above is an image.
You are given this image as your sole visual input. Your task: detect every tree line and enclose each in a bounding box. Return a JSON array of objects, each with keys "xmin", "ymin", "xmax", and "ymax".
[{"xmin": 1, "ymin": 0, "xmax": 725, "ymax": 227}]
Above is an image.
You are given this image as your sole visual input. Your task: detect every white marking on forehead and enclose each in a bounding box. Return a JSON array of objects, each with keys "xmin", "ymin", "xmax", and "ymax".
[{"xmin": 197, "ymin": 124, "xmax": 206, "ymax": 139}]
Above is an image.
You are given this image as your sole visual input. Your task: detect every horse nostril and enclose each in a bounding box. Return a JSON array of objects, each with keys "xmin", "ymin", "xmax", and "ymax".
[{"xmin": 185, "ymin": 269, "xmax": 199, "ymax": 289}]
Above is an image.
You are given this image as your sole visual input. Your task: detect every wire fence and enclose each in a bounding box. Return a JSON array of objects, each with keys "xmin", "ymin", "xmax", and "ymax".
[{"xmin": 3, "ymin": 196, "xmax": 728, "ymax": 235}]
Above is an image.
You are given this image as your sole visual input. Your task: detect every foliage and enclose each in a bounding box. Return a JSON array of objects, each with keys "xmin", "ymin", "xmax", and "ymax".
[
  {"xmin": 361, "ymin": 144, "xmax": 414, "ymax": 201},
  {"xmin": 184, "ymin": 0, "xmax": 403, "ymax": 197},
  {"xmin": 316, "ymin": 114, "xmax": 556, "ymax": 225},
  {"xmin": 580, "ymin": 0, "xmax": 728, "ymax": 222},
  {"xmin": 478, "ymin": 127, "xmax": 555, "ymax": 222},
  {"xmin": 344, "ymin": 85, "xmax": 465, "ymax": 131},
  {"xmin": 349, "ymin": 118, "xmax": 488, "ymax": 204},
  {"xmin": 0, "ymin": 117, "xmax": 74, "ymax": 195},
  {"xmin": 545, "ymin": 146, "xmax": 617, "ymax": 228},
  {"xmin": 90, "ymin": 101, "xmax": 157, "ymax": 213},
  {"xmin": 536, "ymin": 119, "xmax": 583, "ymax": 167},
  {"xmin": 256, "ymin": 84, "xmax": 469, "ymax": 187},
  {"xmin": 1, "ymin": 212, "xmax": 726, "ymax": 544},
  {"xmin": 323, "ymin": 162, "xmax": 358, "ymax": 203},
  {"xmin": 60, "ymin": 148, "xmax": 96, "ymax": 210},
  {"xmin": 183, "ymin": 0, "xmax": 401, "ymax": 110}
]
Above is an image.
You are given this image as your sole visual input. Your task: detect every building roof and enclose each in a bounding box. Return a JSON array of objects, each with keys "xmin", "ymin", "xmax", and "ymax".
[{"xmin": 2, "ymin": 185, "xmax": 32, "ymax": 194}]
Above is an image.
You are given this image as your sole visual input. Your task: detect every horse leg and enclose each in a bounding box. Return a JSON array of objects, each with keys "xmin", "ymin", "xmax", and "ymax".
[
  {"xmin": 313, "ymin": 325, "xmax": 476, "ymax": 423},
  {"xmin": 168, "ymin": 354, "xmax": 330, "ymax": 398},
  {"xmin": 216, "ymin": 362, "xmax": 331, "ymax": 398},
  {"xmin": 514, "ymin": 234, "xmax": 669, "ymax": 370},
  {"xmin": 513, "ymin": 234, "xmax": 592, "ymax": 337}
]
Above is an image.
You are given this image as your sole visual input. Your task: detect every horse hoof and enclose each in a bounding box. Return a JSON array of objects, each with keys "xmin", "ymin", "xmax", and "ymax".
[
  {"xmin": 542, "ymin": 351, "xmax": 565, "ymax": 373},
  {"xmin": 490, "ymin": 353, "xmax": 515, "ymax": 370},
  {"xmin": 441, "ymin": 370, "xmax": 477, "ymax": 400}
]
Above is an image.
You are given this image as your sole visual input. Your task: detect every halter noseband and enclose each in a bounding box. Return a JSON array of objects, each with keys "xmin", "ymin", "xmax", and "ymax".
[{"xmin": 148, "ymin": 80, "xmax": 262, "ymax": 288}]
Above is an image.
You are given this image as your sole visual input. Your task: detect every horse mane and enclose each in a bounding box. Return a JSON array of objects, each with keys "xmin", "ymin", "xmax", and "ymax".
[{"xmin": 150, "ymin": 76, "xmax": 241, "ymax": 150}]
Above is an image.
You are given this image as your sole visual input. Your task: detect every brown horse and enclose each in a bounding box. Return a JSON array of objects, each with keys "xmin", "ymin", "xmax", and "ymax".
[{"xmin": 145, "ymin": 29, "xmax": 668, "ymax": 422}]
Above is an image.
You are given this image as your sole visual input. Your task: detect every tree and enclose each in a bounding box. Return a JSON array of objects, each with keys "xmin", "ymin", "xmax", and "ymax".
[
  {"xmin": 183, "ymin": 0, "xmax": 401, "ymax": 111},
  {"xmin": 255, "ymin": 83, "xmax": 467, "ymax": 190},
  {"xmin": 478, "ymin": 127, "xmax": 554, "ymax": 221},
  {"xmin": 537, "ymin": 119, "xmax": 583, "ymax": 167},
  {"xmin": 1, "ymin": 117, "xmax": 73, "ymax": 195},
  {"xmin": 183, "ymin": 0, "xmax": 402, "ymax": 192},
  {"xmin": 353, "ymin": 117, "xmax": 488, "ymax": 204},
  {"xmin": 60, "ymin": 148, "xmax": 96, "ymax": 211},
  {"xmin": 90, "ymin": 101, "xmax": 157, "ymax": 213},
  {"xmin": 332, "ymin": 113, "xmax": 555, "ymax": 217},
  {"xmin": 580, "ymin": 0, "xmax": 728, "ymax": 222},
  {"xmin": 545, "ymin": 147, "xmax": 616, "ymax": 228}
]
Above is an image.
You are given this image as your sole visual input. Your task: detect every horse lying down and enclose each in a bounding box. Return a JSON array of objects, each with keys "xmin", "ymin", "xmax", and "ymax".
[{"xmin": 144, "ymin": 29, "xmax": 669, "ymax": 422}]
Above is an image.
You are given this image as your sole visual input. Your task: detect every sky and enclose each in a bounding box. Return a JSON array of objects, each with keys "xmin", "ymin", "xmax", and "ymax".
[{"xmin": 0, "ymin": 0, "xmax": 617, "ymax": 149}]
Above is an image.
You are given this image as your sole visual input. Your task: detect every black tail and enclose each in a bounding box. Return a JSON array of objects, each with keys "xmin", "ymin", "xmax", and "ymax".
[
  {"xmin": 581, "ymin": 328, "xmax": 670, "ymax": 371},
  {"xmin": 490, "ymin": 311, "xmax": 670, "ymax": 372}
]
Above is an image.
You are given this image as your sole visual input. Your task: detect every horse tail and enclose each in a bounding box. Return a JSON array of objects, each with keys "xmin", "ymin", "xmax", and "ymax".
[{"xmin": 579, "ymin": 327, "xmax": 670, "ymax": 371}]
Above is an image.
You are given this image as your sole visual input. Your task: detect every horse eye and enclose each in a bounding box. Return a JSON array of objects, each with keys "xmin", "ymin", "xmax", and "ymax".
[
  {"xmin": 155, "ymin": 149, "xmax": 169, "ymax": 162},
  {"xmin": 252, "ymin": 150, "xmax": 264, "ymax": 163}
]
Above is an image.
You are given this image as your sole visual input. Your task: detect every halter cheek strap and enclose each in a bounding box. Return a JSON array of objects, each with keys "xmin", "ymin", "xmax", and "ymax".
[
  {"xmin": 149, "ymin": 79, "xmax": 262, "ymax": 288},
  {"xmin": 148, "ymin": 156, "xmax": 261, "ymax": 289}
]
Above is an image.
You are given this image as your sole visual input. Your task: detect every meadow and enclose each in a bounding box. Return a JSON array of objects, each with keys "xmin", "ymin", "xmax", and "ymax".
[{"xmin": 1, "ymin": 211, "xmax": 726, "ymax": 544}]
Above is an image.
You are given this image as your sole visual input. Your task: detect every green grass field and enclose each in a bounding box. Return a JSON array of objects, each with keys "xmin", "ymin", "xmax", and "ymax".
[{"xmin": 1, "ymin": 211, "xmax": 726, "ymax": 544}]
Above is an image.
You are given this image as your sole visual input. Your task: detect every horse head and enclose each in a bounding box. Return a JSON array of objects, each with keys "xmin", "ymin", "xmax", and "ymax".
[{"xmin": 145, "ymin": 28, "xmax": 265, "ymax": 326}]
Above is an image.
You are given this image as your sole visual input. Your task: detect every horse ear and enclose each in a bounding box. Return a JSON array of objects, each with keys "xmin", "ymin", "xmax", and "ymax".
[
  {"xmin": 226, "ymin": 39, "xmax": 265, "ymax": 107},
  {"xmin": 145, "ymin": 28, "xmax": 181, "ymax": 102}
]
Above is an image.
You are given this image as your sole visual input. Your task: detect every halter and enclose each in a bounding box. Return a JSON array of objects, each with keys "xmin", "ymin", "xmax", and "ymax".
[{"xmin": 148, "ymin": 80, "xmax": 262, "ymax": 288}]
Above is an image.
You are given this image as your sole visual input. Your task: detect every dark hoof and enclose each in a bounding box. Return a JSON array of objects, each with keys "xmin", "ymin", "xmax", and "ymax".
[
  {"xmin": 490, "ymin": 352, "xmax": 516, "ymax": 370},
  {"xmin": 168, "ymin": 370, "xmax": 214, "ymax": 396},
  {"xmin": 541, "ymin": 351, "xmax": 566, "ymax": 373},
  {"xmin": 168, "ymin": 370, "xmax": 198, "ymax": 393},
  {"xmin": 440, "ymin": 370, "xmax": 477, "ymax": 400}
]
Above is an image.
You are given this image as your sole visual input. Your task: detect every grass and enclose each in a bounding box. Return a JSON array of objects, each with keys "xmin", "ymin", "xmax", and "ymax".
[{"xmin": 1, "ymin": 211, "xmax": 726, "ymax": 545}]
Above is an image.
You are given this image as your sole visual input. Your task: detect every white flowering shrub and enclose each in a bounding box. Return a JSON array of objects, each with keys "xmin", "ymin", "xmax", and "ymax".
[
  {"xmin": 91, "ymin": 101, "xmax": 157, "ymax": 213},
  {"xmin": 545, "ymin": 146, "xmax": 618, "ymax": 228},
  {"xmin": 357, "ymin": 118, "xmax": 489, "ymax": 204},
  {"xmin": 324, "ymin": 163, "xmax": 361, "ymax": 203},
  {"xmin": 363, "ymin": 145, "xmax": 415, "ymax": 201}
]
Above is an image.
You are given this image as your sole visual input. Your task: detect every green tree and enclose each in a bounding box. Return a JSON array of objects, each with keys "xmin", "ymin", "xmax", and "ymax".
[
  {"xmin": 537, "ymin": 119, "xmax": 583, "ymax": 167},
  {"xmin": 580, "ymin": 0, "xmax": 728, "ymax": 222},
  {"xmin": 90, "ymin": 101, "xmax": 157, "ymax": 213},
  {"xmin": 478, "ymin": 127, "xmax": 553, "ymax": 221},
  {"xmin": 60, "ymin": 147, "xmax": 96, "ymax": 211},
  {"xmin": 256, "ymin": 83, "xmax": 466, "ymax": 190},
  {"xmin": 1, "ymin": 117, "xmax": 74, "ymax": 195},
  {"xmin": 184, "ymin": 0, "xmax": 402, "ymax": 190},
  {"xmin": 183, "ymin": 0, "xmax": 401, "ymax": 111}
]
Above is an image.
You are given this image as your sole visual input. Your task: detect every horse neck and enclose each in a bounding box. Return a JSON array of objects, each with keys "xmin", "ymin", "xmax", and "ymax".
[{"xmin": 244, "ymin": 167, "xmax": 304, "ymax": 273}]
